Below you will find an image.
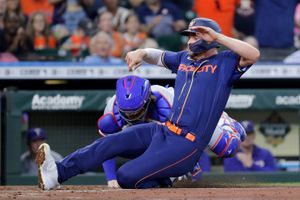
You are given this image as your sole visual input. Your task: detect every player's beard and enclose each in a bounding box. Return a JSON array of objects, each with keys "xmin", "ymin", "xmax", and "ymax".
[{"xmin": 187, "ymin": 48, "xmax": 205, "ymax": 60}]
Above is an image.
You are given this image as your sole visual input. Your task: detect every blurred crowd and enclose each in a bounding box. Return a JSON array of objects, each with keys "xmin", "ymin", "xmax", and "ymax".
[{"xmin": 0, "ymin": 0, "xmax": 299, "ymax": 63}]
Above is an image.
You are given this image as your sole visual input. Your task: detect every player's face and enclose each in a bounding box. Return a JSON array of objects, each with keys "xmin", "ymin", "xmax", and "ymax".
[
  {"xmin": 187, "ymin": 34, "xmax": 201, "ymax": 46},
  {"xmin": 241, "ymin": 133, "xmax": 255, "ymax": 149},
  {"xmin": 30, "ymin": 139, "xmax": 45, "ymax": 154},
  {"xmin": 187, "ymin": 32, "xmax": 204, "ymax": 56}
]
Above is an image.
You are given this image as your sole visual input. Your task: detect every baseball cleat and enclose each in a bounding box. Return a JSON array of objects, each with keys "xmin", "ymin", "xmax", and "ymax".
[{"xmin": 36, "ymin": 143, "xmax": 60, "ymax": 190}]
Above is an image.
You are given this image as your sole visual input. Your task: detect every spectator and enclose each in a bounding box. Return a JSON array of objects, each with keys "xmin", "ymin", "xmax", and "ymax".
[
  {"xmin": 136, "ymin": 0, "xmax": 186, "ymax": 39},
  {"xmin": 62, "ymin": 0, "xmax": 89, "ymax": 34},
  {"xmin": 0, "ymin": 14, "xmax": 3, "ymax": 30},
  {"xmin": 223, "ymin": 120, "xmax": 277, "ymax": 172},
  {"xmin": 61, "ymin": 24, "xmax": 90, "ymax": 59},
  {"xmin": 0, "ymin": 0, "xmax": 5, "ymax": 29},
  {"xmin": 98, "ymin": 0, "xmax": 130, "ymax": 32},
  {"xmin": 127, "ymin": 0, "xmax": 143, "ymax": 11},
  {"xmin": 0, "ymin": 0, "xmax": 6, "ymax": 14},
  {"xmin": 193, "ymin": 0, "xmax": 239, "ymax": 37},
  {"xmin": 233, "ymin": 0, "xmax": 255, "ymax": 40},
  {"xmin": 27, "ymin": 12, "xmax": 56, "ymax": 50},
  {"xmin": 52, "ymin": 24, "xmax": 70, "ymax": 48},
  {"xmin": 96, "ymin": 11, "xmax": 124, "ymax": 57},
  {"xmin": 5, "ymin": 0, "xmax": 26, "ymax": 23},
  {"xmin": 168, "ymin": 0, "xmax": 193, "ymax": 12},
  {"xmin": 78, "ymin": 0, "xmax": 103, "ymax": 21},
  {"xmin": 283, "ymin": 2, "xmax": 300, "ymax": 63},
  {"xmin": 83, "ymin": 31, "xmax": 124, "ymax": 64},
  {"xmin": 123, "ymin": 13, "xmax": 158, "ymax": 53},
  {"xmin": 0, "ymin": 52, "xmax": 19, "ymax": 62},
  {"xmin": 49, "ymin": 0, "xmax": 66, "ymax": 25},
  {"xmin": 20, "ymin": 0, "xmax": 54, "ymax": 23},
  {"xmin": 294, "ymin": 3, "xmax": 300, "ymax": 48},
  {"xmin": 0, "ymin": 12, "xmax": 33, "ymax": 60},
  {"xmin": 254, "ymin": 0, "xmax": 298, "ymax": 48},
  {"xmin": 20, "ymin": 128, "xmax": 63, "ymax": 175}
]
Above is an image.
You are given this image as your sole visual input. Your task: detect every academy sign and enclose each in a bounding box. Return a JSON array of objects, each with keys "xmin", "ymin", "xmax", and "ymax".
[
  {"xmin": 276, "ymin": 95, "xmax": 300, "ymax": 106},
  {"xmin": 31, "ymin": 94, "xmax": 85, "ymax": 110},
  {"xmin": 226, "ymin": 94, "xmax": 255, "ymax": 109}
]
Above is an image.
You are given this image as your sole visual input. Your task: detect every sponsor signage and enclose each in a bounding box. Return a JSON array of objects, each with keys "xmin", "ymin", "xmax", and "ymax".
[
  {"xmin": 0, "ymin": 64, "xmax": 299, "ymax": 79},
  {"xmin": 31, "ymin": 94, "xmax": 85, "ymax": 110}
]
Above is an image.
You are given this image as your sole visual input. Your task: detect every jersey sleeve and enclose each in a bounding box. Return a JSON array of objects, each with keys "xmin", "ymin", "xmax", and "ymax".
[
  {"xmin": 221, "ymin": 50, "xmax": 253, "ymax": 84},
  {"xmin": 161, "ymin": 51, "xmax": 184, "ymax": 73}
]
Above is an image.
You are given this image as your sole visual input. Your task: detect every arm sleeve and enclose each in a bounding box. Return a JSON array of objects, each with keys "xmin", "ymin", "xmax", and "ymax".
[{"xmin": 102, "ymin": 159, "xmax": 117, "ymax": 181}]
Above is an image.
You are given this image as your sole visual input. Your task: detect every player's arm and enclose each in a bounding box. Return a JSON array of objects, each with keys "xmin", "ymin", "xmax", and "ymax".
[
  {"xmin": 102, "ymin": 159, "xmax": 120, "ymax": 188},
  {"xmin": 215, "ymin": 34, "xmax": 260, "ymax": 67},
  {"xmin": 125, "ymin": 48, "xmax": 164, "ymax": 71},
  {"xmin": 190, "ymin": 26, "xmax": 260, "ymax": 67}
]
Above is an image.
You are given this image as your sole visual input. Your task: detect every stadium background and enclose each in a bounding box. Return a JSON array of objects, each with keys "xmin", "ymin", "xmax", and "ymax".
[{"xmin": 0, "ymin": 0, "xmax": 300, "ymax": 187}]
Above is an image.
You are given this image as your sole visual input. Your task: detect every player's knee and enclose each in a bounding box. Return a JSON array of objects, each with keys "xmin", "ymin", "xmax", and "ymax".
[{"xmin": 116, "ymin": 167, "xmax": 137, "ymax": 189}]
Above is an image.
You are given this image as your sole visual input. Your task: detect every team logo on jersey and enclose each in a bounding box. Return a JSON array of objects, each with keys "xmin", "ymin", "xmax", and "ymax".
[
  {"xmin": 178, "ymin": 64, "xmax": 217, "ymax": 74},
  {"xmin": 259, "ymin": 111, "xmax": 291, "ymax": 147}
]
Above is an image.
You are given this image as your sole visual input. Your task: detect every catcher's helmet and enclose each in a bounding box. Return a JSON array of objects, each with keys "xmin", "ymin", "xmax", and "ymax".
[
  {"xmin": 116, "ymin": 75, "xmax": 151, "ymax": 123},
  {"xmin": 181, "ymin": 18, "xmax": 222, "ymax": 54}
]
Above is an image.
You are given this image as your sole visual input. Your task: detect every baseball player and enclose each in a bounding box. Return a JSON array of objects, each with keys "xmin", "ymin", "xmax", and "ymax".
[
  {"xmin": 36, "ymin": 17, "xmax": 259, "ymax": 189},
  {"xmin": 99, "ymin": 75, "xmax": 246, "ymax": 188}
]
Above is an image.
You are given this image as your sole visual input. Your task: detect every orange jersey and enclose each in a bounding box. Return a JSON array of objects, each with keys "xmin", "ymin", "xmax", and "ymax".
[
  {"xmin": 111, "ymin": 31, "xmax": 124, "ymax": 58},
  {"xmin": 123, "ymin": 32, "xmax": 147, "ymax": 52},
  {"xmin": 69, "ymin": 35, "xmax": 90, "ymax": 56},
  {"xmin": 193, "ymin": 0, "xmax": 239, "ymax": 37},
  {"xmin": 34, "ymin": 35, "xmax": 56, "ymax": 50},
  {"xmin": 20, "ymin": 0, "xmax": 54, "ymax": 23}
]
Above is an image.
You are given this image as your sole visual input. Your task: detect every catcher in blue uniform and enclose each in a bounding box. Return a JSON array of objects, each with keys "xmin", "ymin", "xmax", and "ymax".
[
  {"xmin": 36, "ymin": 17, "xmax": 259, "ymax": 189},
  {"xmin": 98, "ymin": 75, "xmax": 246, "ymax": 188}
]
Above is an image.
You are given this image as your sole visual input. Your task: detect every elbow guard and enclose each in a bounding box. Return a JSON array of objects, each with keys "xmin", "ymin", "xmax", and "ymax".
[{"xmin": 97, "ymin": 113, "xmax": 121, "ymax": 136}]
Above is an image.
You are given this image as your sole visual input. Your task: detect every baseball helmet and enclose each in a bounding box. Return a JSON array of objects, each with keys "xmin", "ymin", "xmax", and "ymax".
[
  {"xmin": 240, "ymin": 120, "xmax": 255, "ymax": 134},
  {"xmin": 116, "ymin": 75, "xmax": 151, "ymax": 123},
  {"xmin": 181, "ymin": 18, "xmax": 222, "ymax": 54},
  {"xmin": 27, "ymin": 128, "xmax": 47, "ymax": 143}
]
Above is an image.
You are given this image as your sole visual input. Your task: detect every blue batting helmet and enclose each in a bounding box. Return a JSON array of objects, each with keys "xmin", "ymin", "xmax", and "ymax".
[
  {"xmin": 116, "ymin": 75, "xmax": 151, "ymax": 123},
  {"xmin": 181, "ymin": 18, "xmax": 222, "ymax": 54}
]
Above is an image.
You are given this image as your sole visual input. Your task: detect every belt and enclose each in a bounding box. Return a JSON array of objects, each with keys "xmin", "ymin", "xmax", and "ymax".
[{"xmin": 165, "ymin": 121, "xmax": 196, "ymax": 142}]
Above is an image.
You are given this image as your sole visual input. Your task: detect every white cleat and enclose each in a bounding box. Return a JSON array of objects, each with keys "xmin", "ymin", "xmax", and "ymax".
[{"xmin": 36, "ymin": 143, "xmax": 60, "ymax": 190}]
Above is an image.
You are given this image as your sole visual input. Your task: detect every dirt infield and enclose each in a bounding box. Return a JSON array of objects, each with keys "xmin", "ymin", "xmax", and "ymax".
[{"xmin": 0, "ymin": 185, "xmax": 300, "ymax": 200}]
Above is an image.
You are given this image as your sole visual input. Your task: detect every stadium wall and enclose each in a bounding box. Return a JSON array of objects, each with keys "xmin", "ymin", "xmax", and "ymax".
[{"xmin": 1, "ymin": 89, "xmax": 300, "ymax": 185}]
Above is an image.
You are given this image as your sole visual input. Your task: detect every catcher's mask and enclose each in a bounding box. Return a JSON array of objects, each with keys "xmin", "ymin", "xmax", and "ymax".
[
  {"xmin": 116, "ymin": 75, "xmax": 151, "ymax": 124},
  {"xmin": 181, "ymin": 18, "xmax": 222, "ymax": 54}
]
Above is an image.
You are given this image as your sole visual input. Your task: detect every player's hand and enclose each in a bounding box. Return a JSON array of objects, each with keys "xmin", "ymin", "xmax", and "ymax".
[
  {"xmin": 125, "ymin": 49, "xmax": 146, "ymax": 72},
  {"xmin": 190, "ymin": 26, "xmax": 220, "ymax": 43},
  {"xmin": 107, "ymin": 179, "xmax": 120, "ymax": 189}
]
